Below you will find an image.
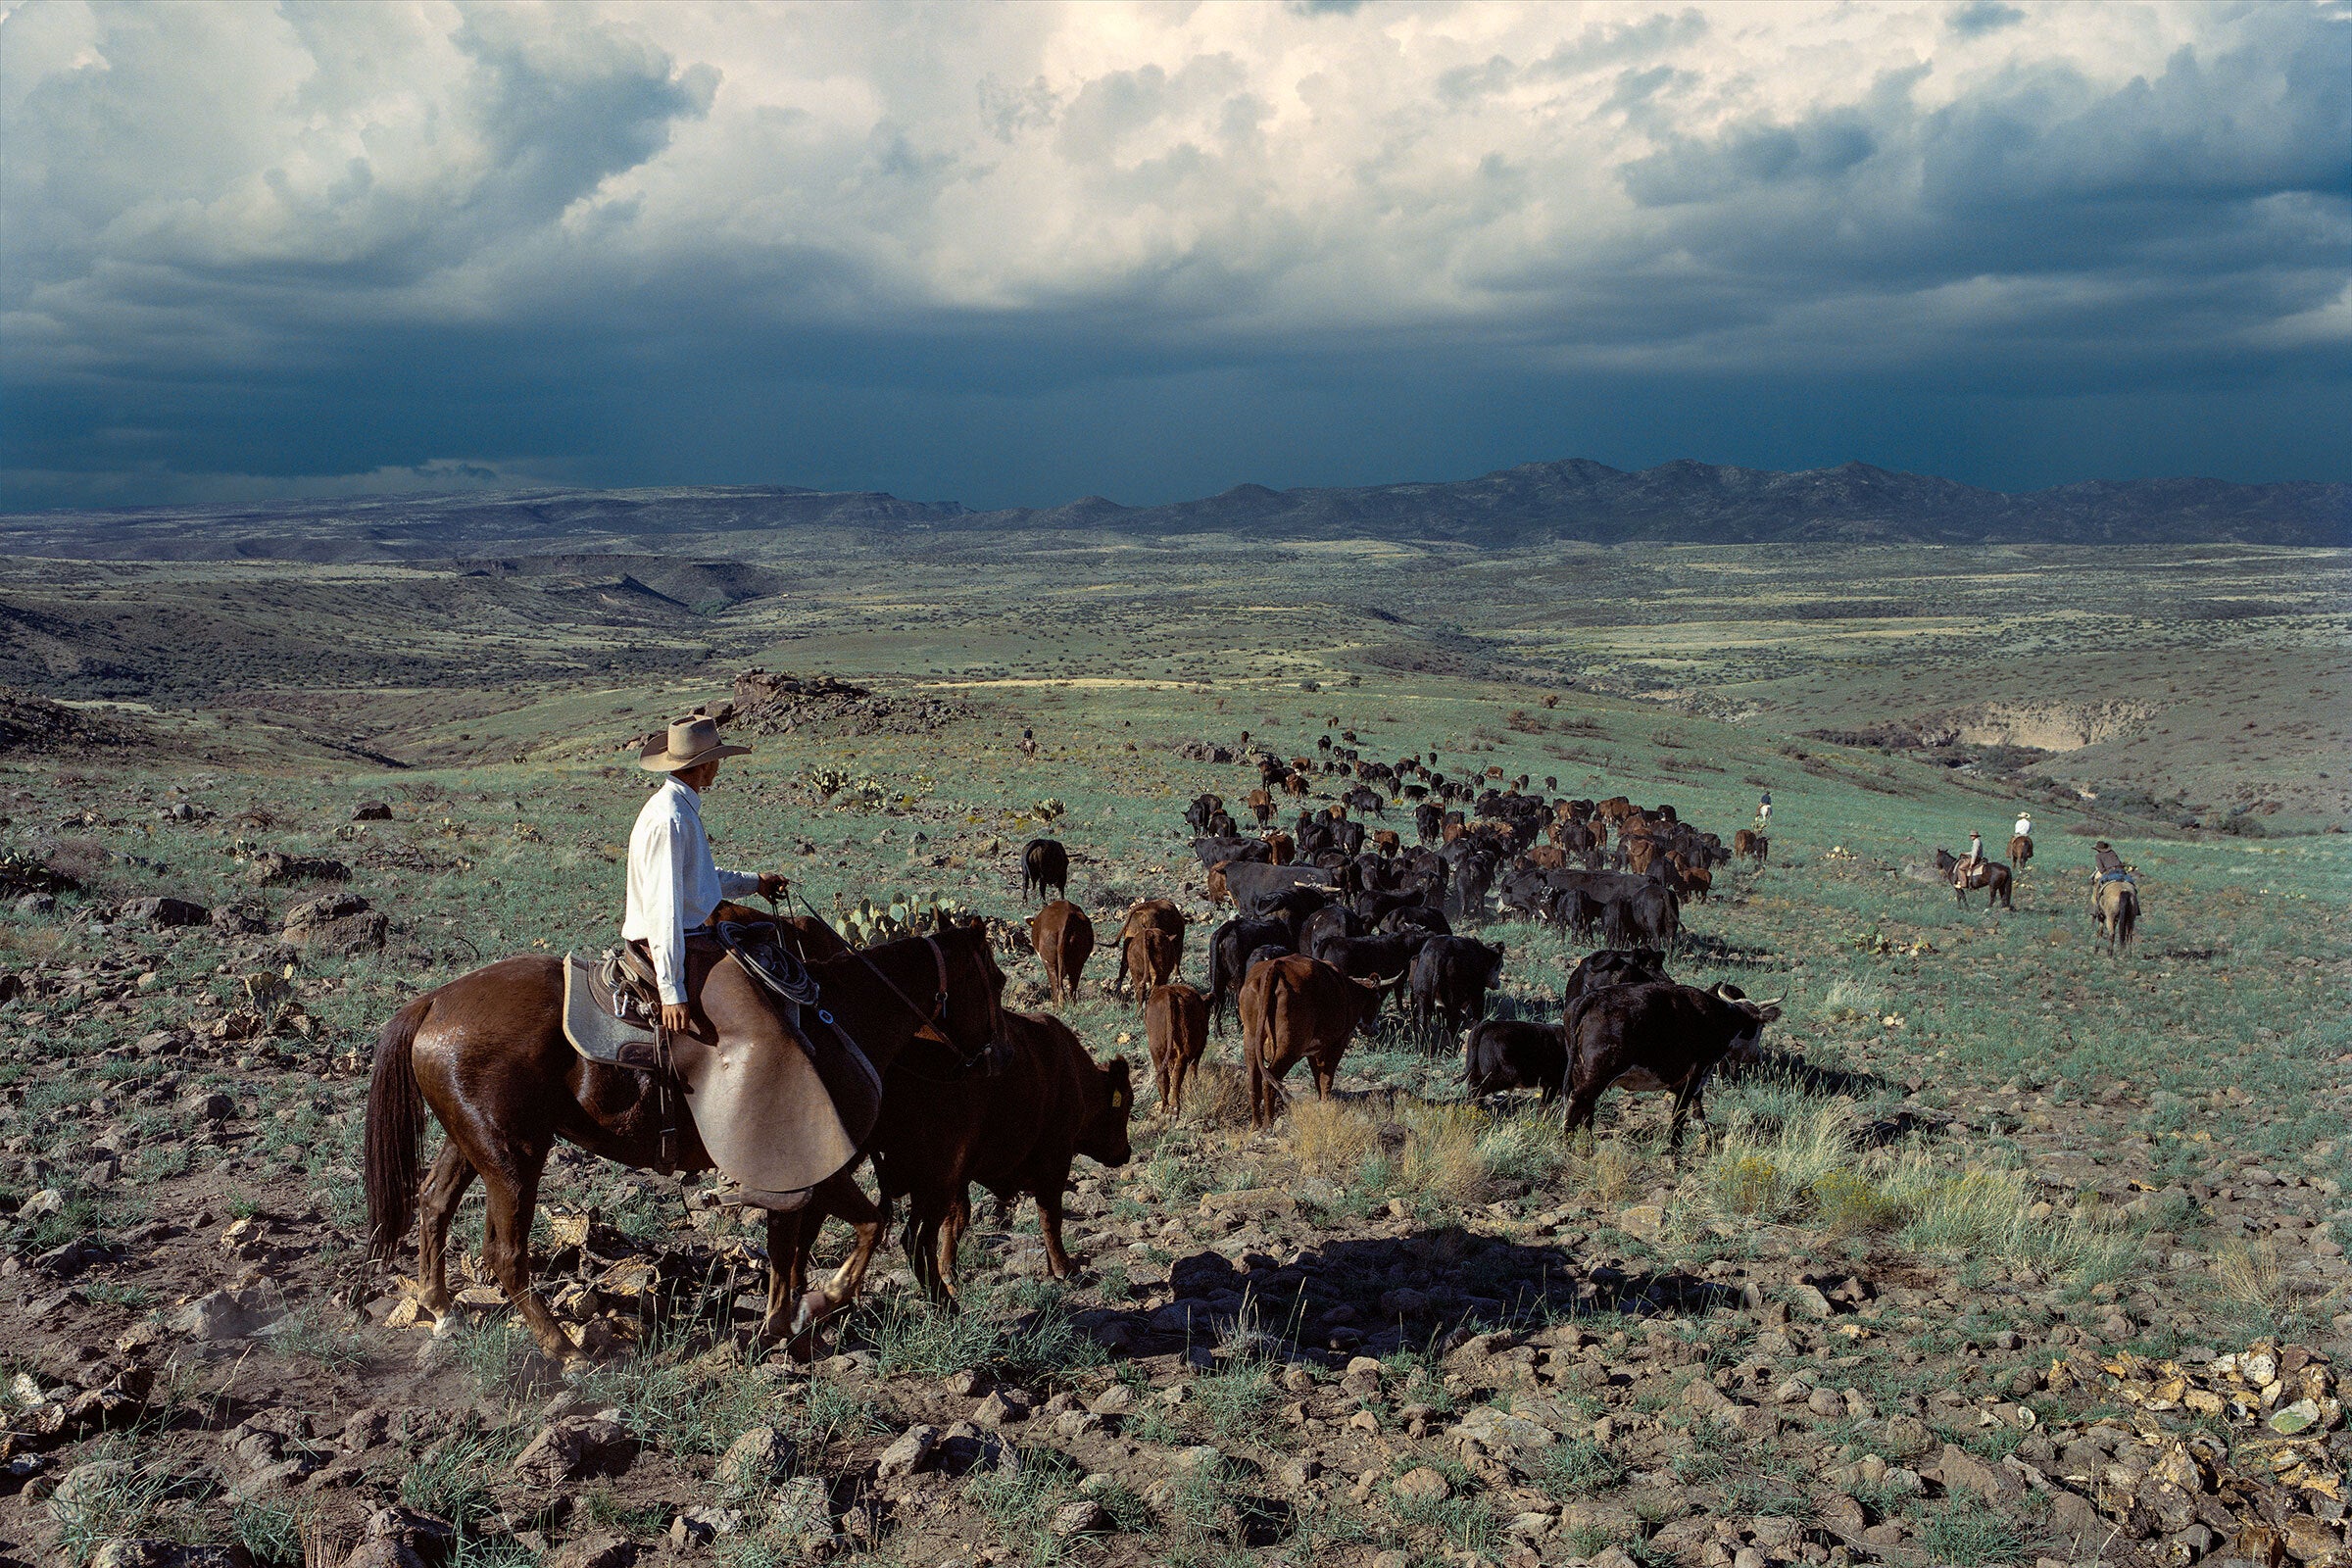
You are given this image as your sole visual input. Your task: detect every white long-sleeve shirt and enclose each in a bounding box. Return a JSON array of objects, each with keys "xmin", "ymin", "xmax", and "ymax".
[{"xmin": 621, "ymin": 776, "xmax": 760, "ymax": 1004}]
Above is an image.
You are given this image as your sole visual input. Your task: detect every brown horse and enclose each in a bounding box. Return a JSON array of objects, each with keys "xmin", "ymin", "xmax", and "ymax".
[
  {"xmin": 2009, "ymin": 834, "xmax": 2034, "ymax": 870},
  {"xmin": 364, "ymin": 919, "xmax": 1006, "ymax": 1361},
  {"xmin": 2093, "ymin": 878, "xmax": 2138, "ymax": 955},
  {"xmin": 1935, "ymin": 848, "xmax": 2014, "ymax": 910}
]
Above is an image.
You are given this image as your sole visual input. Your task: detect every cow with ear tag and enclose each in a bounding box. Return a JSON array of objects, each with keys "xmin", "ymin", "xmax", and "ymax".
[{"xmin": 1559, "ymin": 981, "xmax": 1785, "ymax": 1154}]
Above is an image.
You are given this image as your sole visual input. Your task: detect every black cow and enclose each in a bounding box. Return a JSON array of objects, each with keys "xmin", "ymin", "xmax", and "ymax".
[
  {"xmin": 1560, "ymin": 982, "xmax": 1784, "ymax": 1152},
  {"xmin": 1225, "ymin": 861, "xmax": 1340, "ymax": 919},
  {"xmin": 1021, "ymin": 838, "xmax": 1068, "ymax": 906},
  {"xmin": 1562, "ymin": 948, "xmax": 1669, "ymax": 1006},
  {"xmin": 1604, "ymin": 882, "xmax": 1681, "ymax": 950},
  {"xmin": 1448, "ymin": 853, "xmax": 1499, "ymax": 922},
  {"xmin": 1307, "ymin": 930, "xmax": 1432, "ymax": 995},
  {"xmin": 1378, "ymin": 905, "xmax": 1451, "ymax": 938},
  {"xmin": 1297, "ymin": 903, "xmax": 1362, "ymax": 958},
  {"xmin": 1193, "ymin": 835, "xmax": 1271, "ymax": 870},
  {"xmin": 1207, "ymin": 916, "xmax": 1293, "ymax": 1036},
  {"xmin": 1407, "ymin": 936, "xmax": 1507, "ymax": 1041},
  {"xmin": 1464, "ymin": 1019, "xmax": 1568, "ymax": 1102}
]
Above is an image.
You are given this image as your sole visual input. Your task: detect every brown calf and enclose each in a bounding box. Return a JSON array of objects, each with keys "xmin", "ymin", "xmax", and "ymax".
[
  {"xmin": 1028, "ymin": 900, "xmax": 1095, "ymax": 1004},
  {"xmin": 1239, "ymin": 955, "xmax": 1386, "ymax": 1127},
  {"xmin": 1146, "ymin": 982, "xmax": 1209, "ymax": 1117},
  {"xmin": 872, "ymin": 1010, "xmax": 1133, "ymax": 1299}
]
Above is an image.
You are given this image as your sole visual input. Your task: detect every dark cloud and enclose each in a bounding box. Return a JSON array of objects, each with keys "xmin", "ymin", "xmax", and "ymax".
[
  {"xmin": 1948, "ymin": 2, "xmax": 2027, "ymax": 37},
  {"xmin": 1, "ymin": 2, "xmax": 2344, "ymax": 512}
]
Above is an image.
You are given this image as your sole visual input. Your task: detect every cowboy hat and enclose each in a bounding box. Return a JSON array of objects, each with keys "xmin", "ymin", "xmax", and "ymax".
[{"xmin": 638, "ymin": 713, "xmax": 752, "ymax": 772}]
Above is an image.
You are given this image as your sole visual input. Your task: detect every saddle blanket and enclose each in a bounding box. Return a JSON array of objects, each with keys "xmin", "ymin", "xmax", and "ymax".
[{"xmin": 562, "ymin": 953, "xmax": 662, "ymax": 1069}]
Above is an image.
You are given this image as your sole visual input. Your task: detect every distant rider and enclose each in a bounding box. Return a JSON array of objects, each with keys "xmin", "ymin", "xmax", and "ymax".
[
  {"xmin": 2088, "ymin": 839, "xmax": 2131, "ymax": 910},
  {"xmin": 1756, "ymin": 791, "xmax": 1772, "ymax": 828},
  {"xmin": 2014, "ymin": 810, "xmax": 2032, "ymax": 842},
  {"xmin": 623, "ymin": 714, "xmax": 788, "ymax": 1034}
]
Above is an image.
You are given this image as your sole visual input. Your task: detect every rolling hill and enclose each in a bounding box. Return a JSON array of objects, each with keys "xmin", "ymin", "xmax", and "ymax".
[{"xmin": 0, "ymin": 458, "xmax": 2342, "ymax": 560}]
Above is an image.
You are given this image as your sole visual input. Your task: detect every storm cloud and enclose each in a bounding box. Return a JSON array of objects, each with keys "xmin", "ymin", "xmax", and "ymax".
[{"xmin": 2, "ymin": 0, "xmax": 2345, "ymax": 510}]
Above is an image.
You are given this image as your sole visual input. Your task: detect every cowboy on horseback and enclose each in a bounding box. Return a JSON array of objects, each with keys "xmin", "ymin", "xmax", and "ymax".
[
  {"xmin": 624, "ymin": 714, "xmax": 788, "ymax": 1032},
  {"xmin": 1956, "ymin": 830, "xmax": 1987, "ymax": 885},
  {"xmin": 2089, "ymin": 839, "xmax": 2132, "ymax": 902}
]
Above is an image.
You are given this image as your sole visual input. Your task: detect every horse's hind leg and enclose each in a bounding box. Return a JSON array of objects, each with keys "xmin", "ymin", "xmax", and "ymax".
[
  {"xmin": 475, "ymin": 1140, "xmax": 568, "ymax": 1359},
  {"xmin": 414, "ymin": 1142, "xmax": 476, "ymax": 1316}
]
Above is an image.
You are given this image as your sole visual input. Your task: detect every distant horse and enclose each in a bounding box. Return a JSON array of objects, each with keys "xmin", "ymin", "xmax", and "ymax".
[
  {"xmin": 1935, "ymin": 848, "xmax": 2014, "ymax": 910},
  {"xmin": 364, "ymin": 920, "xmax": 1007, "ymax": 1361},
  {"xmin": 2009, "ymin": 834, "xmax": 2034, "ymax": 870},
  {"xmin": 2094, "ymin": 879, "xmax": 2138, "ymax": 956}
]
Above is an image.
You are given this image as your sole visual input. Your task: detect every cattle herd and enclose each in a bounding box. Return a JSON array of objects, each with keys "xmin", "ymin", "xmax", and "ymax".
[{"xmin": 1018, "ymin": 736, "xmax": 1781, "ymax": 1144}]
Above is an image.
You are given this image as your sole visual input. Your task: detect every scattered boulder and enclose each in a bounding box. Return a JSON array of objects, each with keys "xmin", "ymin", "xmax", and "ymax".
[
  {"xmin": 120, "ymin": 896, "xmax": 209, "ymax": 929},
  {"xmin": 512, "ymin": 1415, "xmax": 639, "ymax": 1485},
  {"xmin": 352, "ymin": 802, "xmax": 393, "ymax": 821},
  {"xmin": 169, "ymin": 1286, "xmax": 283, "ymax": 1341},
  {"xmin": 283, "ymin": 893, "xmax": 387, "ymax": 954},
  {"xmin": 247, "ymin": 854, "xmax": 350, "ymax": 887},
  {"xmin": 715, "ymin": 1426, "xmax": 795, "ymax": 1494},
  {"xmin": 875, "ymin": 1425, "xmax": 940, "ymax": 1480}
]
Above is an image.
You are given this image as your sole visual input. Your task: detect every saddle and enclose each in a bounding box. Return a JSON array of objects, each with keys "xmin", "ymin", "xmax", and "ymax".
[
  {"xmin": 563, "ymin": 945, "xmax": 665, "ymax": 1068},
  {"xmin": 561, "ymin": 921, "xmax": 884, "ymax": 1208}
]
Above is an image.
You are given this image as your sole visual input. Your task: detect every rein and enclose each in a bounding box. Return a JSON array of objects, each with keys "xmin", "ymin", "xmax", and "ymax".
[{"xmin": 782, "ymin": 891, "xmax": 1000, "ymax": 1073}]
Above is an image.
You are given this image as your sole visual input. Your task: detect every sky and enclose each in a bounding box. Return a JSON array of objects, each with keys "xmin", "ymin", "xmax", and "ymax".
[{"xmin": 2, "ymin": 0, "xmax": 2346, "ymax": 513}]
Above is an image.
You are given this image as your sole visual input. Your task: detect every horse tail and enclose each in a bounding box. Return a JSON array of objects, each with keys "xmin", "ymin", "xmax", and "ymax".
[{"xmin": 365, "ymin": 992, "xmax": 435, "ymax": 1260}]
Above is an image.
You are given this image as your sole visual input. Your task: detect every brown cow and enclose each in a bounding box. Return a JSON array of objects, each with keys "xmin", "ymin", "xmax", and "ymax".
[
  {"xmin": 1239, "ymin": 955, "xmax": 1386, "ymax": 1127},
  {"xmin": 1146, "ymin": 982, "xmax": 1209, "ymax": 1117},
  {"xmin": 1624, "ymin": 837, "xmax": 1661, "ymax": 876},
  {"xmin": 872, "ymin": 1009, "xmax": 1134, "ymax": 1299},
  {"xmin": 1371, "ymin": 829, "xmax": 1401, "ymax": 858},
  {"xmin": 1732, "ymin": 828, "xmax": 1767, "ymax": 865},
  {"xmin": 1122, "ymin": 931, "xmax": 1181, "ymax": 1008},
  {"xmin": 1281, "ymin": 771, "xmax": 1309, "ymax": 799},
  {"xmin": 1263, "ymin": 831, "xmax": 1296, "ymax": 864},
  {"xmin": 1521, "ymin": 844, "xmax": 1567, "ymax": 871},
  {"xmin": 1247, "ymin": 787, "xmax": 1275, "ymax": 826},
  {"xmin": 1205, "ymin": 861, "xmax": 1234, "ymax": 906},
  {"xmin": 1112, "ymin": 900, "xmax": 1187, "ymax": 1006},
  {"xmin": 1028, "ymin": 900, "xmax": 1095, "ymax": 1003}
]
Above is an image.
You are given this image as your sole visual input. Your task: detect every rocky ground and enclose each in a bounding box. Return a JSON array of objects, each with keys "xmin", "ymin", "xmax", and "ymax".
[{"xmin": 0, "ymin": 729, "xmax": 2345, "ymax": 1568}]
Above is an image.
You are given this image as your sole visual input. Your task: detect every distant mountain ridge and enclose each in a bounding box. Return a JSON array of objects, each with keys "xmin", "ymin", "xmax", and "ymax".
[{"xmin": 2, "ymin": 460, "xmax": 2342, "ymax": 559}]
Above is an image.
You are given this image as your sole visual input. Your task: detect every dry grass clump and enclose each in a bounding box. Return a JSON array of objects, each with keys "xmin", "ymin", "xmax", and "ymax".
[
  {"xmin": 1179, "ymin": 1060, "xmax": 1278, "ymax": 1128},
  {"xmin": 2211, "ymin": 1239, "xmax": 2284, "ymax": 1312},
  {"xmin": 1668, "ymin": 1098, "xmax": 2141, "ymax": 1283},
  {"xmin": 1291, "ymin": 1095, "xmax": 1380, "ymax": 1180},
  {"xmin": 1883, "ymin": 1159, "xmax": 2140, "ymax": 1280},
  {"xmin": 1398, "ymin": 1103, "xmax": 1489, "ymax": 1204},
  {"xmin": 1283, "ymin": 1094, "xmax": 1568, "ymax": 1207},
  {"xmin": 1589, "ymin": 1138, "xmax": 1643, "ymax": 1202}
]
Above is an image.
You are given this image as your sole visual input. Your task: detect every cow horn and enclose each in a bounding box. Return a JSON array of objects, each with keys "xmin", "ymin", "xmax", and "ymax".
[{"xmin": 1754, "ymin": 995, "xmax": 1785, "ymax": 1008}]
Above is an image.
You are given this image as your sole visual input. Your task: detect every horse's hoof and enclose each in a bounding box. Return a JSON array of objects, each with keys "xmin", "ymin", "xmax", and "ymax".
[{"xmin": 790, "ymin": 1288, "xmax": 840, "ymax": 1339}]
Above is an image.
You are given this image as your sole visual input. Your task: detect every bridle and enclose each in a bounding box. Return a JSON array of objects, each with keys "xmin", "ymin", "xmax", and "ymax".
[{"xmin": 781, "ymin": 892, "xmax": 1003, "ymax": 1073}]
